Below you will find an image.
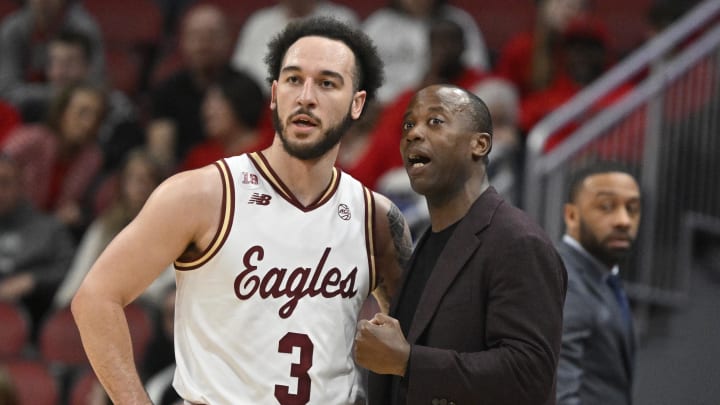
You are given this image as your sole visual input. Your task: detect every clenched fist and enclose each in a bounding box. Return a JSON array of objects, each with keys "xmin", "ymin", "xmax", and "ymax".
[{"xmin": 354, "ymin": 312, "xmax": 410, "ymax": 376}]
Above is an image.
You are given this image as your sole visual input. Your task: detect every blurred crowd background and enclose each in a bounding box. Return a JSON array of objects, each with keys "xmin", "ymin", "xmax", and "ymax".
[{"xmin": 0, "ymin": 0, "xmax": 718, "ymax": 404}]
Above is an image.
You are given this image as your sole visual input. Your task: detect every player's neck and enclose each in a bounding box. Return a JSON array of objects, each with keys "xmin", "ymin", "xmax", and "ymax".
[{"xmin": 262, "ymin": 141, "xmax": 340, "ymax": 206}]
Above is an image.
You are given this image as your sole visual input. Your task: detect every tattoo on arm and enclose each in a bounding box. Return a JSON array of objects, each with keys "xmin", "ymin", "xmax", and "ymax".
[{"xmin": 387, "ymin": 203, "xmax": 412, "ymax": 269}]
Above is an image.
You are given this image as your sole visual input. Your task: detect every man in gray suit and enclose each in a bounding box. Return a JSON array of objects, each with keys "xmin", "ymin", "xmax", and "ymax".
[{"xmin": 557, "ymin": 162, "xmax": 642, "ymax": 405}]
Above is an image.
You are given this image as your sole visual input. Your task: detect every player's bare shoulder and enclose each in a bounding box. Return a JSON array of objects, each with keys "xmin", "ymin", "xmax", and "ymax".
[
  {"xmin": 143, "ymin": 164, "xmax": 225, "ymax": 255},
  {"xmin": 150, "ymin": 165, "xmax": 222, "ymax": 214}
]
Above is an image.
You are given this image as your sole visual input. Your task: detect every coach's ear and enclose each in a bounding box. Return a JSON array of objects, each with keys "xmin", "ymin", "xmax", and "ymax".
[{"xmin": 470, "ymin": 132, "xmax": 491, "ymax": 160}]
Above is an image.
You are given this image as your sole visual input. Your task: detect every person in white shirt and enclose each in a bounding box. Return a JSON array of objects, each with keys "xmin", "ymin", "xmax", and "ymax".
[
  {"xmin": 363, "ymin": 0, "xmax": 489, "ymax": 103},
  {"xmin": 231, "ymin": 0, "xmax": 358, "ymax": 92}
]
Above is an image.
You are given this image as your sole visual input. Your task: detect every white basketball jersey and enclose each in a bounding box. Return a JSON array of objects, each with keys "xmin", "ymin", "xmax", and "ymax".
[{"xmin": 172, "ymin": 152, "xmax": 377, "ymax": 405}]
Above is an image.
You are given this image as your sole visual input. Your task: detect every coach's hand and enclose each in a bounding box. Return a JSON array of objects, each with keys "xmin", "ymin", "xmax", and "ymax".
[{"xmin": 354, "ymin": 313, "xmax": 410, "ymax": 376}]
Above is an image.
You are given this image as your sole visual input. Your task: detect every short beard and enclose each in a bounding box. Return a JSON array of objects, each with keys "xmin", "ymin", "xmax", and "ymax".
[
  {"xmin": 272, "ymin": 106, "xmax": 355, "ymax": 161},
  {"xmin": 578, "ymin": 219, "xmax": 634, "ymax": 268}
]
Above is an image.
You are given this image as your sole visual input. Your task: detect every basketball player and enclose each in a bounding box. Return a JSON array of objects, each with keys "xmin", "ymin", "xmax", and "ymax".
[{"xmin": 72, "ymin": 17, "xmax": 411, "ymax": 404}]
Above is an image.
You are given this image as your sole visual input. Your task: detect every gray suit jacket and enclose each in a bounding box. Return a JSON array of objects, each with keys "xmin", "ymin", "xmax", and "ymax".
[
  {"xmin": 368, "ymin": 187, "xmax": 567, "ymax": 405},
  {"xmin": 555, "ymin": 239, "xmax": 635, "ymax": 405}
]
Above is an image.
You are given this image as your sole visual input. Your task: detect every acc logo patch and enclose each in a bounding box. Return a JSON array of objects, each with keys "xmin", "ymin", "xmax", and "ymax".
[{"xmin": 337, "ymin": 203, "xmax": 351, "ymax": 220}]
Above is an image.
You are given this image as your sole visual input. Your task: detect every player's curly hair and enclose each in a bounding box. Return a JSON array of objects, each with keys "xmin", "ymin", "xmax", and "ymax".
[{"xmin": 264, "ymin": 16, "xmax": 385, "ymax": 105}]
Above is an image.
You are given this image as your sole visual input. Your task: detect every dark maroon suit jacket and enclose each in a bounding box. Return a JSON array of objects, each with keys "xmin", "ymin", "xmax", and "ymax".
[{"xmin": 367, "ymin": 187, "xmax": 567, "ymax": 405}]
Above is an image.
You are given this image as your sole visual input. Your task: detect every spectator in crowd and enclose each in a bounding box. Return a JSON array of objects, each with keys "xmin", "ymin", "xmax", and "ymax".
[
  {"xmin": 148, "ymin": 3, "xmax": 233, "ymax": 168},
  {"xmin": 0, "ymin": 0, "xmax": 105, "ymax": 100},
  {"xmin": 231, "ymin": 0, "xmax": 359, "ymax": 92},
  {"xmin": 11, "ymin": 29, "xmax": 143, "ymax": 173},
  {"xmin": 355, "ymin": 84, "xmax": 567, "ymax": 405},
  {"xmin": 0, "ymin": 101, "xmax": 21, "ymax": 146},
  {"xmin": 556, "ymin": 162, "xmax": 641, "ymax": 405},
  {"xmin": 471, "ymin": 77, "xmax": 522, "ymax": 205},
  {"xmin": 644, "ymin": 0, "xmax": 697, "ymax": 42},
  {"xmin": 8, "ymin": 28, "xmax": 96, "ymax": 121},
  {"xmin": 2, "ymin": 82, "xmax": 106, "ymax": 236},
  {"xmin": 363, "ymin": 0, "xmax": 489, "ymax": 103},
  {"xmin": 180, "ymin": 68, "xmax": 271, "ymax": 172},
  {"xmin": 53, "ymin": 148, "xmax": 171, "ymax": 310},
  {"xmin": 519, "ymin": 16, "xmax": 633, "ymax": 150},
  {"xmin": 495, "ymin": 0, "xmax": 591, "ymax": 97},
  {"xmin": 419, "ymin": 16, "xmax": 487, "ymax": 90},
  {"xmin": 0, "ymin": 153, "xmax": 75, "ymax": 337}
]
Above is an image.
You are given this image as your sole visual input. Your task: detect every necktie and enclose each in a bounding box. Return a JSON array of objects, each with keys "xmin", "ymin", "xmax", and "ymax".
[{"xmin": 606, "ymin": 273, "xmax": 633, "ymax": 331}]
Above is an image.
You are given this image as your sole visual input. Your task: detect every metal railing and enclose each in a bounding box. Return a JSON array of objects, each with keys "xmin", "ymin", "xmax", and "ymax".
[{"xmin": 522, "ymin": 0, "xmax": 720, "ymax": 307}]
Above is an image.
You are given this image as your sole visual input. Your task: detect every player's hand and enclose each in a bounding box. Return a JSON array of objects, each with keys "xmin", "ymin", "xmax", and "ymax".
[{"xmin": 354, "ymin": 313, "xmax": 410, "ymax": 376}]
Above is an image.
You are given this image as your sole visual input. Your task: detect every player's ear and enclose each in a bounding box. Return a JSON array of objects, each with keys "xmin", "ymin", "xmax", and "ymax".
[
  {"xmin": 270, "ymin": 80, "xmax": 278, "ymax": 110},
  {"xmin": 350, "ymin": 90, "xmax": 366, "ymax": 120}
]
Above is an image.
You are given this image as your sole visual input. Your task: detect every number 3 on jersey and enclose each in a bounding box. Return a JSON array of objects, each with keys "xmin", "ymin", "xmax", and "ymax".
[{"xmin": 274, "ymin": 332, "xmax": 314, "ymax": 405}]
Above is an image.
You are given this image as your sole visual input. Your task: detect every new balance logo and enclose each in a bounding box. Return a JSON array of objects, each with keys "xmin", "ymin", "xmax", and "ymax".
[{"xmin": 248, "ymin": 193, "xmax": 272, "ymax": 205}]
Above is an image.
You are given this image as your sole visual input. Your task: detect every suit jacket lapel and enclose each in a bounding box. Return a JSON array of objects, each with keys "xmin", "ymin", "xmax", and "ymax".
[{"xmin": 405, "ymin": 188, "xmax": 501, "ymax": 344}]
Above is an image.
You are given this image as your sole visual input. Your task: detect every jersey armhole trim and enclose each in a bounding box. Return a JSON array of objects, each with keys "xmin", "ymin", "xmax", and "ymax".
[
  {"xmin": 364, "ymin": 187, "xmax": 377, "ymax": 292},
  {"xmin": 174, "ymin": 159, "xmax": 235, "ymax": 270}
]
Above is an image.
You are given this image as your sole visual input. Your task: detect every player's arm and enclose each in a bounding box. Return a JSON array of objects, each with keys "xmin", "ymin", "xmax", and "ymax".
[
  {"xmin": 371, "ymin": 193, "xmax": 412, "ymax": 313},
  {"xmin": 71, "ymin": 166, "xmax": 222, "ymax": 404}
]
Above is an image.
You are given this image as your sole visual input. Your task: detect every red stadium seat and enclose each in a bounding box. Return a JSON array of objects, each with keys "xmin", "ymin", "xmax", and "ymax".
[
  {"xmin": 39, "ymin": 303, "xmax": 154, "ymax": 367},
  {"xmin": 84, "ymin": 0, "xmax": 164, "ymax": 94},
  {"xmin": 104, "ymin": 47, "xmax": 142, "ymax": 95},
  {"xmin": 451, "ymin": 0, "xmax": 537, "ymax": 56},
  {"xmin": 194, "ymin": 0, "xmax": 268, "ymax": 37},
  {"xmin": 0, "ymin": 302, "xmax": 30, "ymax": 359},
  {"xmin": 2, "ymin": 359, "xmax": 60, "ymax": 405},
  {"xmin": 68, "ymin": 368, "xmax": 105, "ymax": 405},
  {"xmin": 83, "ymin": 0, "xmax": 163, "ymax": 48},
  {"xmin": 0, "ymin": 0, "xmax": 20, "ymax": 22},
  {"xmin": 39, "ymin": 307, "xmax": 87, "ymax": 367},
  {"xmin": 124, "ymin": 303, "xmax": 154, "ymax": 363}
]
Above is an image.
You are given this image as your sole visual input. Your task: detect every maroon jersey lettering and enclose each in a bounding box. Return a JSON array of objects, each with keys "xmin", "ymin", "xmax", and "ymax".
[{"xmin": 235, "ymin": 246, "xmax": 359, "ymax": 318}]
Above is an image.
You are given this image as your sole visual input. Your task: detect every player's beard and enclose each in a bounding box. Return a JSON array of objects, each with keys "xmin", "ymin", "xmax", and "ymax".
[
  {"xmin": 578, "ymin": 218, "xmax": 635, "ymax": 268},
  {"xmin": 272, "ymin": 104, "xmax": 355, "ymax": 161}
]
